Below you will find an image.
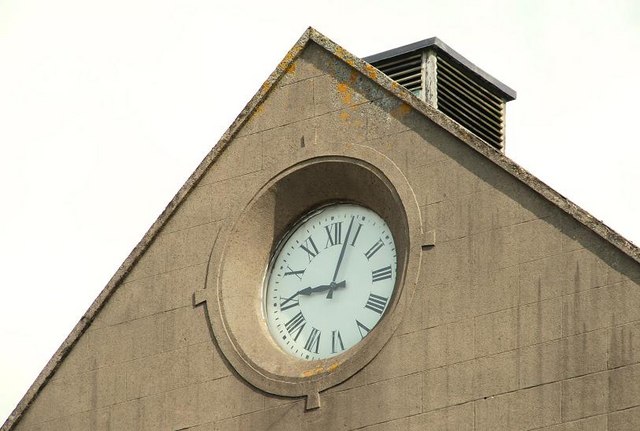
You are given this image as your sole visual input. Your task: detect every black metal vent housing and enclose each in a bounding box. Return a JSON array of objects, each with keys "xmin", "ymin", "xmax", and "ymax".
[{"xmin": 365, "ymin": 38, "xmax": 516, "ymax": 151}]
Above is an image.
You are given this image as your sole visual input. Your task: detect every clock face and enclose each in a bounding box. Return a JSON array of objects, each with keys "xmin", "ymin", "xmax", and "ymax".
[{"xmin": 264, "ymin": 203, "xmax": 397, "ymax": 360}]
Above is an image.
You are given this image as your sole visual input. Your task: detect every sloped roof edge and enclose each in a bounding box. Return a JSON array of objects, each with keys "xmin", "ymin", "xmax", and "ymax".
[{"xmin": 3, "ymin": 26, "xmax": 638, "ymax": 431}]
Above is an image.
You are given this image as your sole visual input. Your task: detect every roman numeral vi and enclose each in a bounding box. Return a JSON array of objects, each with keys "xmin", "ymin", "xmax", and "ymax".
[{"xmin": 304, "ymin": 327, "xmax": 321, "ymax": 353}]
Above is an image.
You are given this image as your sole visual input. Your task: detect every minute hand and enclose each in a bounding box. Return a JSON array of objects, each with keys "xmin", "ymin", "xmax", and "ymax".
[{"xmin": 331, "ymin": 216, "xmax": 355, "ymax": 283}]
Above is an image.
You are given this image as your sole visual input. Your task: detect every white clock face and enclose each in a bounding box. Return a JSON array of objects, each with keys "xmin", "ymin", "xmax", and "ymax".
[{"xmin": 264, "ymin": 203, "xmax": 397, "ymax": 360}]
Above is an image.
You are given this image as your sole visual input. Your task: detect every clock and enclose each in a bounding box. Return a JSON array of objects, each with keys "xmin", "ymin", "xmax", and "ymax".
[
  {"xmin": 194, "ymin": 148, "xmax": 423, "ymax": 409},
  {"xmin": 264, "ymin": 203, "xmax": 397, "ymax": 360}
]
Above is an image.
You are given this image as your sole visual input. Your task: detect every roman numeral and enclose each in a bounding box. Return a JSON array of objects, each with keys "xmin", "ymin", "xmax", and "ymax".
[
  {"xmin": 372, "ymin": 265, "xmax": 392, "ymax": 282},
  {"xmin": 364, "ymin": 293, "xmax": 388, "ymax": 314},
  {"xmin": 324, "ymin": 221, "xmax": 342, "ymax": 248},
  {"xmin": 284, "ymin": 266, "xmax": 305, "ymax": 280},
  {"xmin": 304, "ymin": 327, "xmax": 321, "ymax": 353},
  {"xmin": 279, "ymin": 293, "xmax": 300, "ymax": 311},
  {"xmin": 350, "ymin": 223, "xmax": 363, "ymax": 246},
  {"xmin": 331, "ymin": 330, "xmax": 345, "ymax": 353},
  {"xmin": 364, "ymin": 239, "xmax": 384, "ymax": 260},
  {"xmin": 356, "ymin": 319, "xmax": 371, "ymax": 339},
  {"xmin": 300, "ymin": 236, "xmax": 319, "ymax": 262},
  {"xmin": 284, "ymin": 312, "xmax": 306, "ymax": 341}
]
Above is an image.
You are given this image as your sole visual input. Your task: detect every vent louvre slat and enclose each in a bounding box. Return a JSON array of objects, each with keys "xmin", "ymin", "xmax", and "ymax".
[
  {"xmin": 437, "ymin": 68, "xmax": 503, "ymax": 115},
  {"xmin": 437, "ymin": 85, "xmax": 503, "ymax": 135},
  {"xmin": 437, "ymin": 83, "xmax": 503, "ymax": 127},
  {"xmin": 393, "ymin": 72, "xmax": 422, "ymax": 84},
  {"xmin": 397, "ymin": 81, "xmax": 421, "ymax": 90},
  {"xmin": 439, "ymin": 103, "xmax": 503, "ymax": 147},
  {"xmin": 385, "ymin": 65, "xmax": 422, "ymax": 79},
  {"xmin": 387, "ymin": 72, "xmax": 422, "ymax": 85},
  {"xmin": 438, "ymin": 57, "xmax": 503, "ymax": 107},
  {"xmin": 376, "ymin": 54, "xmax": 422, "ymax": 93},
  {"xmin": 374, "ymin": 53, "xmax": 422, "ymax": 70},
  {"xmin": 438, "ymin": 105, "xmax": 503, "ymax": 145},
  {"xmin": 379, "ymin": 61, "xmax": 422, "ymax": 76},
  {"xmin": 439, "ymin": 103, "xmax": 499, "ymax": 146},
  {"xmin": 438, "ymin": 97, "xmax": 503, "ymax": 143}
]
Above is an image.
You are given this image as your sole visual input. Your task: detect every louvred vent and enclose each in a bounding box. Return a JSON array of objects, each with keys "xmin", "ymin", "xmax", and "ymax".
[
  {"xmin": 436, "ymin": 55, "xmax": 505, "ymax": 150},
  {"xmin": 365, "ymin": 38, "xmax": 515, "ymax": 152}
]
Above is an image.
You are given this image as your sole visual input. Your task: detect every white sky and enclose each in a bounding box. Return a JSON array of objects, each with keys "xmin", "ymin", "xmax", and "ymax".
[{"xmin": 1, "ymin": 0, "xmax": 639, "ymax": 423}]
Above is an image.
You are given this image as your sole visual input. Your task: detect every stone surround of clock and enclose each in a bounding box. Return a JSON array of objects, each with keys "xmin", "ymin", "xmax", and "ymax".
[{"xmin": 194, "ymin": 144, "xmax": 422, "ymax": 408}]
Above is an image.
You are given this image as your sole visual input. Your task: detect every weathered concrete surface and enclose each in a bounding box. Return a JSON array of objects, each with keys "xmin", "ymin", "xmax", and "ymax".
[{"xmin": 4, "ymin": 28, "xmax": 640, "ymax": 431}]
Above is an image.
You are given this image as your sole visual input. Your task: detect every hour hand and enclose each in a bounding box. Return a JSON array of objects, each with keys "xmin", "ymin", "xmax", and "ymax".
[
  {"xmin": 298, "ymin": 284, "xmax": 331, "ymax": 295},
  {"xmin": 326, "ymin": 280, "xmax": 346, "ymax": 299},
  {"xmin": 297, "ymin": 280, "xmax": 346, "ymax": 297}
]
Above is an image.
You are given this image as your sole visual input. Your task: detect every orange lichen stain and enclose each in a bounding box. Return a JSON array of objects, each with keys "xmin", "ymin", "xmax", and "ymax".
[
  {"xmin": 300, "ymin": 362, "xmax": 341, "ymax": 378},
  {"xmin": 259, "ymin": 82, "xmax": 271, "ymax": 96},
  {"xmin": 336, "ymin": 82, "xmax": 353, "ymax": 105},
  {"xmin": 349, "ymin": 70, "xmax": 358, "ymax": 84},
  {"xmin": 335, "ymin": 47, "xmax": 355, "ymax": 67},
  {"xmin": 254, "ymin": 103, "xmax": 265, "ymax": 116},
  {"xmin": 301, "ymin": 366, "xmax": 325, "ymax": 378},
  {"xmin": 339, "ymin": 111, "xmax": 351, "ymax": 121},
  {"xmin": 279, "ymin": 50, "xmax": 301, "ymax": 75},
  {"xmin": 391, "ymin": 103, "xmax": 411, "ymax": 118},
  {"xmin": 286, "ymin": 63, "xmax": 297, "ymax": 75},
  {"xmin": 391, "ymin": 81, "xmax": 400, "ymax": 90},
  {"xmin": 282, "ymin": 51, "xmax": 295, "ymax": 65},
  {"xmin": 364, "ymin": 64, "xmax": 378, "ymax": 80}
]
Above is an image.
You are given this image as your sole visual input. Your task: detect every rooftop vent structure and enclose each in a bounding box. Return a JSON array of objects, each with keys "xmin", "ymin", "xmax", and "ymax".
[{"xmin": 365, "ymin": 38, "xmax": 516, "ymax": 151}]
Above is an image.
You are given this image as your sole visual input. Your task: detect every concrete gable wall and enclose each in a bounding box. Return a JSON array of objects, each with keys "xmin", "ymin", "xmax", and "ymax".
[{"xmin": 13, "ymin": 42, "xmax": 640, "ymax": 431}]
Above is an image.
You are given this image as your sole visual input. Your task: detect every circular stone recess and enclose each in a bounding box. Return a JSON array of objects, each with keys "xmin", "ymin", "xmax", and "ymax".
[{"xmin": 198, "ymin": 145, "xmax": 422, "ymax": 402}]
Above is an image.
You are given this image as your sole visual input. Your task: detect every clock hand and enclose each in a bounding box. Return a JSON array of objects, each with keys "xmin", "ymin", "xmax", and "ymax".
[
  {"xmin": 331, "ymin": 216, "xmax": 355, "ymax": 284},
  {"xmin": 281, "ymin": 285, "xmax": 318, "ymax": 302},
  {"xmin": 293, "ymin": 286, "xmax": 312, "ymax": 296},
  {"xmin": 298, "ymin": 285, "xmax": 327, "ymax": 295},
  {"xmin": 310, "ymin": 284, "xmax": 331, "ymax": 293},
  {"xmin": 326, "ymin": 280, "xmax": 346, "ymax": 299},
  {"xmin": 296, "ymin": 280, "xmax": 346, "ymax": 296}
]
